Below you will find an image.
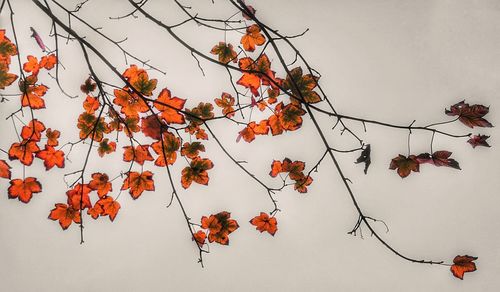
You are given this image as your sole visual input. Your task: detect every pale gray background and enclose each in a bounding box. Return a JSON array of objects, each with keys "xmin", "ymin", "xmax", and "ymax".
[{"xmin": 1, "ymin": 0, "xmax": 500, "ymax": 291}]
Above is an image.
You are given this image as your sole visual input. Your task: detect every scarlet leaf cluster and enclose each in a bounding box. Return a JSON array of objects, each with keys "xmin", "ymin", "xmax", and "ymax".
[
  {"xmin": 270, "ymin": 158, "xmax": 313, "ymax": 193},
  {"xmin": 199, "ymin": 211, "xmax": 239, "ymax": 245}
]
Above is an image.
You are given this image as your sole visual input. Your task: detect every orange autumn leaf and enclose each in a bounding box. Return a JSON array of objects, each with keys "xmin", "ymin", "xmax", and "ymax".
[
  {"xmin": 97, "ymin": 196, "xmax": 121, "ymax": 221},
  {"xmin": 113, "ymin": 88, "xmax": 149, "ymax": 117},
  {"xmin": 20, "ymin": 119, "xmax": 46, "ymax": 142},
  {"xmin": 214, "ymin": 92, "xmax": 235, "ymax": 118},
  {"xmin": 0, "ymin": 62, "xmax": 17, "ymax": 89},
  {"xmin": 237, "ymin": 120, "xmax": 269, "ymax": 143},
  {"xmin": 450, "ymin": 255, "xmax": 478, "ymax": 280},
  {"xmin": 88, "ymin": 172, "xmax": 112, "ymax": 198},
  {"xmin": 250, "ymin": 212, "xmax": 278, "ymax": 236},
  {"xmin": 154, "ymin": 88, "xmax": 186, "ymax": 124},
  {"xmin": 279, "ymin": 103, "xmax": 306, "ymax": 131},
  {"xmin": 48, "ymin": 203, "xmax": 81, "ymax": 230},
  {"xmin": 202, "ymin": 211, "xmax": 239, "ymax": 245},
  {"xmin": 130, "ymin": 71, "xmax": 157, "ymax": 96},
  {"xmin": 181, "ymin": 157, "xmax": 214, "ymax": 189},
  {"xmin": 240, "ymin": 24, "xmax": 266, "ymax": 52},
  {"xmin": 389, "ymin": 154, "xmax": 420, "ymax": 178},
  {"xmin": 77, "ymin": 112, "xmax": 110, "ymax": 142},
  {"xmin": 36, "ymin": 146, "xmax": 65, "ymax": 170},
  {"xmin": 8, "ymin": 177, "xmax": 42, "ymax": 203},
  {"xmin": 23, "ymin": 55, "xmax": 40, "ymax": 75},
  {"xmin": 181, "ymin": 142, "xmax": 205, "ymax": 159},
  {"xmin": 283, "ymin": 66, "xmax": 321, "ymax": 104},
  {"xmin": 20, "ymin": 82, "xmax": 48, "ymax": 109},
  {"xmin": 80, "ymin": 77, "xmax": 96, "ymax": 94},
  {"xmin": 210, "ymin": 42, "xmax": 238, "ymax": 64},
  {"xmin": 121, "ymin": 171, "xmax": 155, "ymax": 199},
  {"xmin": 0, "ymin": 159, "xmax": 11, "ymax": 179},
  {"xmin": 122, "ymin": 64, "xmax": 146, "ymax": 81},
  {"xmin": 39, "ymin": 54, "xmax": 57, "ymax": 70},
  {"xmin": 193, "ymin": 230, "xmax": 207, "ymax": 247},
  {"xmin": 294, "ymin": 174, "xmax": 313, "ymax": 193},
  {"xmin": 201, "ymin": 215, "xmax": 222, "ymax": 234},
  {"xmin": 66, "ymin": 184, "xmax": 92, "ymax": 210},
  {"xmin": 97, "ymin": 138, "xmax": 116, "ymax": 157},
  {"xmin": 8, "ymin": 140, "xmax": 40, "ymax": 166},
  {"xmin": 185, "ymin": 102, "xmax": 215, "ymax": 126},
  {"xmin": 0, "ymin": 29, "xmax": 18, "ymax": 62},
  {"xmin": 151, "ymin": 132, "xmax": 180, "ymax": 166},
  {"xmin": 87, "ymin": 202, "xmax": 104, "ymax": 219},
  {"xmin": 45, "ymin": 128, "xmax": 60, "ymax": 147},
  {"xmin": 83, "ymin": 95, "xmax": 100, "ymax": 114},
  {"xmin": 123, "ymin": 145, "xmax": 154, "ymax": 165}
]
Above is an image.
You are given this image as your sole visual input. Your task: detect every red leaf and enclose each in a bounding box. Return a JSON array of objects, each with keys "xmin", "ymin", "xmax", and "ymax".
[
  {"xmin": 445, "ymin": 100, "xmax": 493, "ymax": 128},
  {"xmin": 35, "ymin": 145, "xmax": 65, "ymax": 170},
  {"xmin": 121, "ymin": 171, "xmax": 155, "ymax": 199},
  {"xmin": 468, "ymin": 134, "xmax": 490, "ymax": 148},
  {"xmin": 250, "ymin": 212, "xmax": 277, "ymax": 236},
  {"xmin": 389, "ymin": 154, "xmax": 419, "ymax": 178},
  {"xmin": 0, "ymin": 159, "xmax": 11, "ymax": 179},
  {"xmin": 48, "ymin": 203, "xmax": 81, "ymax": 230},
  {"xmin": 450, "ymin": 255, "xmax": 477, "ymax": 280},
  {"xmin": 8, "ymin": 177, "xmax": 42, "ymax": 203}
]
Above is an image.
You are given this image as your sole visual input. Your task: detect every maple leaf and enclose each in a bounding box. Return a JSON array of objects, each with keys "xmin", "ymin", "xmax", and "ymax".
[
  {"xmin": 241, "ymin": 24, "xmax": 265, "ymax": 52},
  {"xmin": 283, "ymin": 67, "xmax": 321, "ymax": 104},
  {"xmin": 122, "ymin": 116, "xmax": 141, "ymax": 137},
  {"xmin": 130, "ymin": 71, "xmax": 157, "ymax": 96},
  {"xmin": 154, "ymin": 88, "xmax": 186, "ymax": 124},
  {"xmin": 9, "ymin": 140, "xmax": 40, "ymax": 166},
  {"xmin": 20, "ymin": 119, "xmax": 46, "ymax": 142},
  {"xmin": 122, "ymin": 65, "xmax": 146, "ymax": 81},
  {"xmin": 294, "ymin": 174, "xmax": 313, "ymax": 193},
  {"xmin": 468, "ymin": 134, "xmax": 490, "ymax": 148},
  {"xmin": 8, "ymin": 177, "xmax": 42, "ymax": 203},
  {"xmin": 279, "ymin": 103, "xmax": 306, "ymax": 131},
  {"xmin": 237, "ymin": 120, "xmax": 269, "ymax": 143},
  {"xmin": 181, "ymin": 157, "xmax": 214, "ymax": 189},
  {"xmin": 201, "ymin": 215, "xmax": 222, "ymax": 234},
  {"xmin": 88, "ymin": 173, "xmax": 112, "ymax": 198},
  {"xmin": 80, "ymin": 77, "xmax": 96, "ymax": 94},
  {"xmin": 141, "ymin": 114, "xmax": 164, "ymax": 140},
  {"xmin": 39, "ymin": 54, "xmax": 57, "ymax": 70},
  {"xmin": 66, "ymin": 184, "xmax": 92, "ymax": 210},
  {"xmin": 185, "ymin": 102, "xmax": 214, "ymax": 126},
  {"xmin": 23, "ymin": 55, "xmax": 40, "ymax": 75},
  {"xmin": 210, "ymin": 42, "xmax": 238, "ymax": 64},
  {"xmin": 123, "ymin": 145, "xmax": 154, "ymax": 165},
  {"xmin": 19, "ymin": 81, "xmax": 48, "ymax": 109},
  {"xmin": 181, "ymin": 142, "xmax": 205, "ymax": 159},
  {"xmin": 214, "ymin": 92, "xmax": 235, "ymax": 117},
  {"xmin": 250, "ymin": 212, "xmax": 278, "ymax": 236},
  {"xmin": 0, "ymin": 30, "xmax": 18, "ymax": 62},
  {"xmin": 48, "ymin": 203, "xmax": 81, "ymax": 230},
  {"xmin": 36, "ymin": 146, "xmax": 65, "ymax": 170},
  {"xmin": 151, "ymin": 132, "xmax": 180, "ymax": 166},
  {"xmin": 121, "ymin": 171, "xmax": 155, "ymax": 199},
  {"xmin": 210, "ymin": 212, "xmax": 239, "ymax": 245},
  {"xmin": 389, "ymin": 154, "xmax": 419, "ymax": 178},
  {"xmin": 416, "ymin": 151, "xmax": 461, "ymax": 170},
  {"xmin": 97, "ymin": 196, "xmax": 121, "ymax": 221},
  {"xmin": 445, "ymin": 100, "xmax": 493, "ymax": 128},
  {"xmin": 0, "ymin": 62, "xmax": 17, "ymax": 89},
  {"xmin": 193, "ymin": 230, "xmax": 207, "ymax": 247},
  {"xmin": 45, "ymin": 128, "xmax": 60, "ymax": 147},
  {"xmin": 0, "ymin": 159, "xmax": 11, "ymax": 179},
  {"xmin": 450, "ymin": 255, "xmax": 478, "ymax": 280},
  {"xmin": 83, "ymin": 95, "xmax": 100, "ymax": 114},
  {"xmin": 97, "ymin": 138, "xmax": 116, "ymax": 157},
  {"xmin": 113, "ymin": 88, "xmax": 149, "ymax": 117},
  {"xmin": 355, "ymin": 144, "xmax": 371, "ymax": 174},
  {"xmin": 87, "ymin": 202, "xmax": 104, "ymax": 219},
  {"xmin": 77, "ymin": 112, "xmax": 110, "ymax": 142}
]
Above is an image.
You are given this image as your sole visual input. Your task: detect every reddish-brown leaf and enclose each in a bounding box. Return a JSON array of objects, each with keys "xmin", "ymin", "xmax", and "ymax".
[
  {"xmin": 154, "ymin": 88, "xmax": 186, "ymax": 124},
  {"xmin": 113, "ymin": 88, "xmax": 149, "ymax": 118},
  {"xmin": 468, "ymin": 134, "xmax": 490, "ymax": 148},
  {"xmin": 450, "ymin": 255, "xmax": 477, "ymax": 280},
  {"xmin": 151, "ymin": 132, "xmax": 180, "ymax": 166},
  {"xmin": 445, "ymin": 100, "xmax": 493, "ymax": 128},
  {"xmin": 45, "ymin": 128, "xmax": 60, "ymax": 147},
  {"xmin": 80, "ymin": 77, "xmax": 96, "ymax": 94},
  {"xmin": 8, "ymin": 177, "xmax": 42, "ymax": 203},
  {"xmin": 416, "ymin": 151, "xmax": 461, "ymax": 170},
  {"xmin": 210, "ymin": 42, "xmax": 238, "ymax": 64},
  {"xmin": 389, "ymin": 154, "xmax": 419, "ymax": 178},
  {"xmin": 181, "ymin": 142, "xmax": 205, "ymax": 159},
  {"xmin": 214, "ymin": 92, "xmax": 235, "ymax": 117},
  {"xmin": 141, "ymin": 115, "xmax": 164, "ymax": 140},
  {"xmin": 250, "ymin": 212, "xmax": 277, "ymax": 236},
  {"xmin": 97, "ymin": 138, "xmax": 116, "ymax": 157}
]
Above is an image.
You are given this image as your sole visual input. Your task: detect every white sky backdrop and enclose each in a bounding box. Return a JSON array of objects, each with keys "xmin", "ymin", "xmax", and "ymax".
[{"xmin": 1, "ymin": 0, "xmax": 500, "ymax": 291}]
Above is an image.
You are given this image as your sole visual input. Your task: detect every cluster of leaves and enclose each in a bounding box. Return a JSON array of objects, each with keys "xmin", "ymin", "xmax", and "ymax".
[
  {"xmin": 193, "ymin": 211, "xmax": 239, "ymax": 246},
  {"xmin": 270, "ymin": 158, "xmax": 313, "ymax": 193}
]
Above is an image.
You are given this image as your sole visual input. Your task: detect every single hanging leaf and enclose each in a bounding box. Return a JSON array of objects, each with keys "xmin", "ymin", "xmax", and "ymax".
[
  {"xmin": 122, "ymin": 145, "xmax": 154, "ymax": 165},
  {"xmin": 450, "ymin": 255, "xmax": 478, "ymax": 280},
  {"xmin": 355, "ymin": 144, "xmax": 371, "ymax": 174},
  {"xmin": 88, "ymin": 173, "xmax": 112, "ymax": 198},
  {"xmin": 389, "ymin": 154, "xmax": 419, "ymax": 178},
  {"xmin": 250, "ymin": 212, "xmax": 278, "ymax": 236},
  {"xmin": 97, "ymin": 138, "xmax": 116, "ymax": 157},
  {"xmin": 154, "ymin": 88, "xmax": 186, "ymax": 124},
  {"xmin": 151, "ymin": 132, "xmax": 181, "ymax": 166},
  {"xmin": 193, "ymin": 230, "xmax": 207, "ymax": 247},
  {"xmin": 210, "ymin": 42, "xmax": 238, "ymax": 64},
  {"xmin": 80, "ymin": 77, "xmax": 96, "ymax": 94},
  {"xmin": 8, "ymin": 177, "xmax": 42, "ymax": 203},
  {"xmin": 180, "ymin": 142, "xmax": 205, "ymax": 159},
  {"xmin": 181, "ymin": 157, "xmax": 214, "ymax": 189},
  {"xmin": 48, "ymin": 203, "xmax": 81, "ymax": 230},
  {"xmin": 35, "ymin": 146, "xmax": 65, "ymax": 170},
  {"xmin": 39, "ymin": 54, "xmax": 57, "ymax": 70},
  {"xmin": 45, "ymin": 128, "xmax": 60, "ymax": 147}
]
